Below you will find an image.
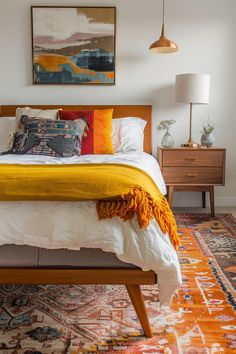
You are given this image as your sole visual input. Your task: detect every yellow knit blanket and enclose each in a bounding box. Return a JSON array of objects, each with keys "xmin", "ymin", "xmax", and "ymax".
[{"xmin": 0, "ymin": 163, "xmax": 179, "ymax": 249}]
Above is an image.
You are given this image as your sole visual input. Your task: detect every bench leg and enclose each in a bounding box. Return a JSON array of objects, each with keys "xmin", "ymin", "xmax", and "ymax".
[{"xmin": 126, "ymin": 284, "xmax": 153, "ymax": 338}]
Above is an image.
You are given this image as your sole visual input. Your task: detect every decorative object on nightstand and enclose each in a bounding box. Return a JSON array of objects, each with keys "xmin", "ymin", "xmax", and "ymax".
[
  {"xmin": 200, "ymin": 116, "xmax": 215, "ymax": 147},
  {"xmin": 157, "ymin": 119, "xmax": 176, "ymax": 148},
  {"xmin": 175, "ymin": 73, "xmax": 210, "ymax": 148},
  {"xmin": 158, "ymin": 146, "xmax": 226, "ymax": 217},
  {"xmin": 149, "ymin": 0, "xmax": 178, "ymax": 54}
]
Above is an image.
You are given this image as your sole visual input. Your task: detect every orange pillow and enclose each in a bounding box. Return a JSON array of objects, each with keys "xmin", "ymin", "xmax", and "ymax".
[{"xmin": 59, "ymin": 109, "xmax": 113, "ymax": 155}]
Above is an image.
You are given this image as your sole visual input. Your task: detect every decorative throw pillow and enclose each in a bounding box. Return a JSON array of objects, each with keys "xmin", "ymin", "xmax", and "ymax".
[
  {"xmin": 58, "ymin": 109, "xmax": 113, "ymax": 155},
  {"xmin": 9, "ymin": 133, "xmax": 82, "ymax": 157},
  {"xmin": 16, "ymin": 107, "xmax": 59, "ymax": 131},
  {"xmin": 20, "ymin": 115, "xmax": 87, "ymax": 138}
]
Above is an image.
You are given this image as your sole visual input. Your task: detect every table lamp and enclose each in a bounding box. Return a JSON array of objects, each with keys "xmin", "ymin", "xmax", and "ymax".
[{"xmin": 175, "ymin": 73, "xmax": 210, "ymax": 147}]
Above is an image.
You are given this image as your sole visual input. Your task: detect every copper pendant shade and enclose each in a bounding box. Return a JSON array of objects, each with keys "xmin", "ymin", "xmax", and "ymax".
[{"xmin": 149, "ymin": 0, "xmax": 178, "ymax": 53}]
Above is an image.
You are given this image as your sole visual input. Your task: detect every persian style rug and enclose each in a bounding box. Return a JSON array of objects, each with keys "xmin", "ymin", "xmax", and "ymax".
[{"xmin": 0, "ymin": 213, "xmax": 235, "ymax": 353}]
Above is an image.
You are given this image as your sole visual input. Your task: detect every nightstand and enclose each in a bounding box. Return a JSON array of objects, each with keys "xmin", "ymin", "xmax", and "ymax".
[{"xmin": 158, "ymin": 147, "xmax": 226, "ymax": 216}]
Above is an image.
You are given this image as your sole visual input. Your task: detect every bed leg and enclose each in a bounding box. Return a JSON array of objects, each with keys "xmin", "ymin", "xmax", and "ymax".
[{"xmin": 126, "ymin": 284, "xmax": 153, "ymax": 338}]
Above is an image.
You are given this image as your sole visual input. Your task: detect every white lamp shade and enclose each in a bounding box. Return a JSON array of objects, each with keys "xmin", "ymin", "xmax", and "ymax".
[{"xmin": 175, "ymin": 73, "xmax": 210, "ymax": 104}]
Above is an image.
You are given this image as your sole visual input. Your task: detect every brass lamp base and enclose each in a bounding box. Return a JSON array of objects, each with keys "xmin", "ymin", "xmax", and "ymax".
[
  {"xmin": 181, "ymin": 141, "xmax": 199, "ymax": 148},
  {"xmin": 181, "ymin": 103, "xmax": 200, "ymax": 148}
]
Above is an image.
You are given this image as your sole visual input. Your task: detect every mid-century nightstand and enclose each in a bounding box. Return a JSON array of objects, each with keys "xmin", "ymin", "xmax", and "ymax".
[{"xmin": 158, "ymin": 147, "xmax": 226, "ymax": 216}]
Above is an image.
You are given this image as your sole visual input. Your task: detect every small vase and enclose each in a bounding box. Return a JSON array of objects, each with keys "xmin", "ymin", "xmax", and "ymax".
[
  {"xmin": 161, "ymin": 130, "xmax": 174, "ymax": 148},
  {"xmin": 201, "ymin": 133, "xmax": 215, "ymax": 147}
]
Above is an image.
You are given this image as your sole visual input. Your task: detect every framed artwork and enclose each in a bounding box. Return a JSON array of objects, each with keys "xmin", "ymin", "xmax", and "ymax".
[{"xmin": 31, "ymin": 6, "xmax": 116, "ymax": 85}]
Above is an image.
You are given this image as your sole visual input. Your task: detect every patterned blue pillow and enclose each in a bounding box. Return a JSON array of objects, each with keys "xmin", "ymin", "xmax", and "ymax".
[
  {"xmin": 20, "ymin": 115, "xmax": 87, "ymax": 138},
  {"xmin": 10, "ymin": 132, "xmax": 82, "ymax": 157}
]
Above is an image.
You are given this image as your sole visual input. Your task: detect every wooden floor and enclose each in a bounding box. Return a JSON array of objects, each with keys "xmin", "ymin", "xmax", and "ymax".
[{"xmin": 174, "ymin": 206, "xmax": 236, "ymax": 217}]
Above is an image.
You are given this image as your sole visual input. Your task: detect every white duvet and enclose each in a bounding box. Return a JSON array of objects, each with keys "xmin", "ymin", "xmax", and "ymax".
[{"xmin": 0, "ymin": 152, "xmax": 181, "ymax": 305}]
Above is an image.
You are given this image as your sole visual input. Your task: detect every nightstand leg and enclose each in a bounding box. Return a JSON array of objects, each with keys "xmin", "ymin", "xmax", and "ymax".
[
  {"xmin": 202, "ymin": 191, "xmax": 206, "ymax": 208},
  {"xmin": 209, "ymin": 186, "xmax": 215, "ymax": 217},
  {"xmin": 168, "ymin": 186, "xmax": 174, "ymax": 207}
]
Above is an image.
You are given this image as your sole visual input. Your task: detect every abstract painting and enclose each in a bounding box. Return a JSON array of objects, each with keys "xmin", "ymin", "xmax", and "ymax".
[{"xmin": 31, "ymin": 7, "xmax": 116, "ymax": 85}]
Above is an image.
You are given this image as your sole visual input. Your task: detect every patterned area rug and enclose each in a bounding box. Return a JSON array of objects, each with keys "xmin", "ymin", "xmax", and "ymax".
[{"xmin": 0, "ymin": 213, "xmax": 235, "ymax": 353}]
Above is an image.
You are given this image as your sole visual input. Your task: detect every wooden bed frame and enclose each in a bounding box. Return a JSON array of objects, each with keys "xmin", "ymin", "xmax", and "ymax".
[{"xmin": 0, "ymin": 104, "xmax": 155, "ymax": 337}]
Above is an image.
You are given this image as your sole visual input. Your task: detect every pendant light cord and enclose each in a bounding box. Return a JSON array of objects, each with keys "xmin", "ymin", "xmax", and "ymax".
[{"xmin": 161, "ymin": 0, "xmax": 165, "ymax": 36}]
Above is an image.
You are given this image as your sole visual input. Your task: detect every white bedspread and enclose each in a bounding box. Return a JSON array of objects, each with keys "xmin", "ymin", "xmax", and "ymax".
[{"xmin": 0, "ymin": 152, "xmax": 181, "ymax": 305}]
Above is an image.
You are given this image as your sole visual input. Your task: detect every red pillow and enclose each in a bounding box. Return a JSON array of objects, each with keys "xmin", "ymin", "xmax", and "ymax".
[{"xmin": 58, "ymin": 109, "xmax": 113, "ymax": 155}]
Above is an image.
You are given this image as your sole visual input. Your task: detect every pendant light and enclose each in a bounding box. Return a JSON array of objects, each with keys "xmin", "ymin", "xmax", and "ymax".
[{"xmin": 149, "ymin": 0, "xmax": 178, "ymax": 53}]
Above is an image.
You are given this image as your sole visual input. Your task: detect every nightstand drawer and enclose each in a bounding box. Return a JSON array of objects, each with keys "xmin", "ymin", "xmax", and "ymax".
[
  {"xmin": 162, "ymin": 150, "xmax": 224, "ymax": 167},
  {"xmin": 163, "ymin": 167, "xmax": 223, "ymax": 184}
]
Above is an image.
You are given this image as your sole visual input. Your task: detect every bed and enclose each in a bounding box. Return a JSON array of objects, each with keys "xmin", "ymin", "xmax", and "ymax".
[{"xmin": 0, "ymin": 105, "xmax": 181, "ymax": 338}]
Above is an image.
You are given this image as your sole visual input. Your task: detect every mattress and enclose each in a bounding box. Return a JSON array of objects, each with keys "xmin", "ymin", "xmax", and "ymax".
[{"xmin": 0, "ymin": 245, "xmax": 137, "ymax": 268}]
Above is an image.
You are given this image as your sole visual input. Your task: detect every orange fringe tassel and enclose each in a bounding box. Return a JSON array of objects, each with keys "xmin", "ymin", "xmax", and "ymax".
[{"xmin": 97, "ymin": 186, "xmax": 180, "ymax": 249}]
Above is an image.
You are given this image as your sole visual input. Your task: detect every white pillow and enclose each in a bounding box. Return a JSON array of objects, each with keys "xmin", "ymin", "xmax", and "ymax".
[
  {"xmin": 16, "ymin": 107, "xmax": 59, "ymax": 130},
  {"xmin": 0, "ymin": 117, "xmax": 16, "ymax": 153},
  {"xmin": 112, "ymin": 117, "xmax": 147, "ymax": 153},
  {"xmin": 111, "ymin": 119, "xmax": 121, "ymax": 152}
]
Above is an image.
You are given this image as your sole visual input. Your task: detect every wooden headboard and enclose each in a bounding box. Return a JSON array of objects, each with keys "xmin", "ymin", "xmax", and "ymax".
[{"xmin": 0, "ymin": 105, "xmax": 152, "ymax": 153}]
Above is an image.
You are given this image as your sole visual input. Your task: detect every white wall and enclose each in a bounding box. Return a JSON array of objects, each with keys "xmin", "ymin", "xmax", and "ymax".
[{"xmin": 0, "ymin": 0, "xmax": 236, "ymax": 206}]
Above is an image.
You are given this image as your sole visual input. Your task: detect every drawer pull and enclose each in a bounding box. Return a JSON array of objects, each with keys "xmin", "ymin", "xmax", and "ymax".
[
  {"xmin": 185, "ymin": 158, "xmax": 196, "ymax": 161},
  {"xmin": 186, "ymin": 173, "xmax": 197, "ymax": 177}
]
